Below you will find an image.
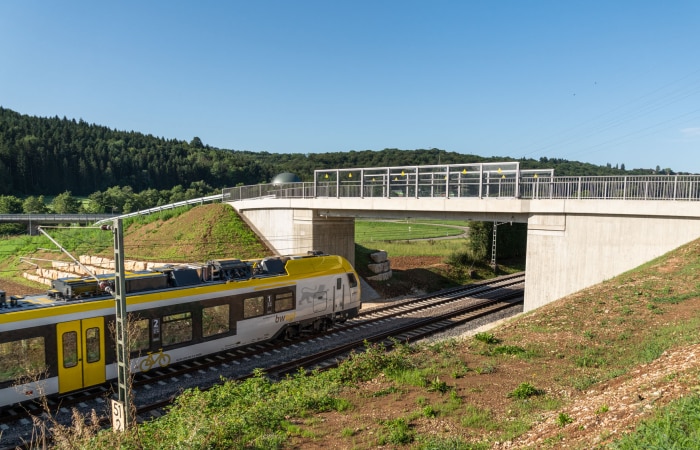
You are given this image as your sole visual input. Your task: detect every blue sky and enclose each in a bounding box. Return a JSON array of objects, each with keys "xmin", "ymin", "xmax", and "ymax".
[{"xmin": 2, "ymin": 1, "xmax": 699, "ymax": 173}]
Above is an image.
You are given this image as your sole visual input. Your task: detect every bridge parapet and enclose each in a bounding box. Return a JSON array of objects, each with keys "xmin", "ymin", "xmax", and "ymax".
[{"xmin": 222, "ymin": 163, "xmax": 700, "ymax": 202}]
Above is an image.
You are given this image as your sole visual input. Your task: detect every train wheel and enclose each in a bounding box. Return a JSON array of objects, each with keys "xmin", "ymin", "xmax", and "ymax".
[
  {"xmin": 316, "ymin": 319, "xmax": 330, "ymax": 332},
  {"xmin": 284, "ymin": 326, "xmax": 297, "ymax": 340}
]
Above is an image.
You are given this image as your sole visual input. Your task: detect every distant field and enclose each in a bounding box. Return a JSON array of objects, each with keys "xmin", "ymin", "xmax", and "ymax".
[
  {"xmin": 355, "ymin": 220, "xmax": 468, "ymax": 258},
  {"xmin": 355, "ymin": 220, "xmax": 464, "ymax": 242}
]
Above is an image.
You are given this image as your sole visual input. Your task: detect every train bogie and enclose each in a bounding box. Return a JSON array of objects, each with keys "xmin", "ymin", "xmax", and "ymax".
[{"xmin": 0, "ymin": 252, "xmax": 361, "ymax": 408}]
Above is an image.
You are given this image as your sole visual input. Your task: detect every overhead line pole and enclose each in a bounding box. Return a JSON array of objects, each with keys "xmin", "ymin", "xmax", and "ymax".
[{"xmin": 103, "ymin": 219, "xmax": 131, "ymax": 431}]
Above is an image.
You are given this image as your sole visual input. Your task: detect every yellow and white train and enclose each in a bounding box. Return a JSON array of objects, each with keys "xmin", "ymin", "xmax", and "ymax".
[{"xmin": 0, "ymin": 252, "xmax": 361, "ymax": 407}]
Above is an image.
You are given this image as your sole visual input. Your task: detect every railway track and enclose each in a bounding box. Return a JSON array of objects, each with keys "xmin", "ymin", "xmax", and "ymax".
[{"xmin": 0, "ymin": 273, "xmax": 523, "ymax": 449}]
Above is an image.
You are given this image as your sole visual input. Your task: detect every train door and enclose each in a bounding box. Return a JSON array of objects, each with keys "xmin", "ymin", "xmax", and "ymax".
[
  {"xmin": 56, "ymin": 317, "xmax": 106, "ymax": 393},
  {"xmin": 334, "ymin": 277, "xmax": 344, "ymax": 312},
  {"xmin": 347, "ymin": 273, "xmax": 358, "ymax": 306}
]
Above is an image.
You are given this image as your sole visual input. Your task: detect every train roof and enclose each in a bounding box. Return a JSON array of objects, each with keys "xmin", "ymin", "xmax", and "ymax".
[{"xmin": 0, "ymin": 252, "xmax": 353, "ymax": 320}]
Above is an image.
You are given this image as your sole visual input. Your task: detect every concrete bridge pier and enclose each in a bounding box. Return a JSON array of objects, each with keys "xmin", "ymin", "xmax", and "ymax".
[{"xmin": 235, "ymin": 207, "xmax": 356, "ymax": 266}]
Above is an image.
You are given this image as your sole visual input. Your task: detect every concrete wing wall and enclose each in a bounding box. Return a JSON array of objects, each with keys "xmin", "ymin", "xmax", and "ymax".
[{"xmin": 524, "ymin": 213, "xmax": 700, "ymax": 311}]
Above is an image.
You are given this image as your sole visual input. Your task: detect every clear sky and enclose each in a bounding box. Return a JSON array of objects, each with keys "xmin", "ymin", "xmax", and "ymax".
[{"xmin": 2, "ymin": 1, "xmax": 699, "ymax": 173}]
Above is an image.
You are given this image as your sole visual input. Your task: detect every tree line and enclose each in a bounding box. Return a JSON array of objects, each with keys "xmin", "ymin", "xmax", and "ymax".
[{"xmin": 2, "ymin": 107, "xmax": 681, "ymax": 199}]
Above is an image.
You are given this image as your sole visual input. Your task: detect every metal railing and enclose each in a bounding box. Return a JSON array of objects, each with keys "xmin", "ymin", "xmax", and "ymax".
[
  {"xmin": 93, "ymin": 194, "xmax": 224, "ymax": 225},
  {"xmin": 0, "ymin": 213, "xmax": 114, "ymax": 224},
  {"xmin": 222, "ymin": 163, "xmax": 700, "ymax": 202}
]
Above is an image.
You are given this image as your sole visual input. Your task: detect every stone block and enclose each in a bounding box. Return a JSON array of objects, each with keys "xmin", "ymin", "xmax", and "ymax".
[
  {"xmin": 369, "ymin": 251, "xmax": 388, "ymax": 263},
  {"xmin": 367, "ymin": 270, "xmax": 392, "ymax": 281},
  {"xmin": 368, "ymin": 261, "xmax": 390, "ymax": 274}
]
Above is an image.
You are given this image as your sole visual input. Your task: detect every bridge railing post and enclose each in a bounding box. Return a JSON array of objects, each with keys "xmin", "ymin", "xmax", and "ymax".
[
  {"xmin": 673, "ymin": 175, "xmax": 678, "ymax": 200},
  {"xmin": 360, "ymin": 169, "xmax": 365, "ymax": 199},
  {"xmin": 478, "ymin": 165, "xmax": 484, "ymax": 198},
  {"xmin": 416, "ymin": 166, "xmax": 420, "ymax": 199},
  {"xmin": 444, "ymin": 166, "xmax": 449, "ymax": 199},
  {"xmin": 577, "ymin": 177, "xmax": 582, "ymax": 199}
]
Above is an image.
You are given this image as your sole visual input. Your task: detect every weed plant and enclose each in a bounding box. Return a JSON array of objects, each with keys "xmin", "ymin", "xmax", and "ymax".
[
  {"xmin": 473, "ymin": 332, "xmax": 500, "ymax": 345},
  {"xmin": 376, "ymin": 417, "xmax": 414, "ymax": 446},
  {"xmin": 556, "ymin": 412, "xmax": 574, "ymax": 427},
  {"xmin": 507, "ymin": 382, "xmax": 544, "ymax": 400}
]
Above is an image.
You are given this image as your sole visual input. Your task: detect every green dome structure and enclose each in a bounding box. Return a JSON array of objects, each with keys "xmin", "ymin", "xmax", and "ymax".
[{"xmin": 271, "ymin": 172, "xmax": 301, "ymax": 184}]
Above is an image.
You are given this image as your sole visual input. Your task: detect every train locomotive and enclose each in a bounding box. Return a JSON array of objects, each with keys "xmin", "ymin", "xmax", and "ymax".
[{"xmin": 0, "ymin": 252, "xmax": 361, "ymax": 407}]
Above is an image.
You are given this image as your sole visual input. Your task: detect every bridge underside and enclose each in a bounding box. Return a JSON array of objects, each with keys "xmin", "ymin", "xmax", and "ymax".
[{"xmin": 230, "ymin": 198, "xmax": 700, "ymax": 312}]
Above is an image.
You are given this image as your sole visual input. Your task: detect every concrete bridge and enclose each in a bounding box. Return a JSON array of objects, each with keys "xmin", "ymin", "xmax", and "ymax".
[{"xmin": 224, "ymin": 162, "xmax": 700, "ymax": 312}]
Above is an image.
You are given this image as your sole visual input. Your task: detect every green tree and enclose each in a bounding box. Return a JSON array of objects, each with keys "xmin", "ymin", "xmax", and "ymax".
[
  {"xmin": 0, "ymin": 195, "xmax": 23, "ymax": 213},
  {"xmin": 22, "ymin": 195, "xmax": 48, "ymax": 213},
  {"xmin": 190, "ymin": 136, "xmax": 204, "ymax": 148},
  {"xmin": 465, "ymin": 221, "xmax": 527, "ymax": 263},
  {"xmin": 466, "ymin": 221, "xmax": 491, "ymax": 261},
  {"xmin": 51, "ymin": 191, "xmax": 81, "ymax": 213},
  {"xmin": 168, "ymin": 185, "xmax": 187, "ymax": 203}
]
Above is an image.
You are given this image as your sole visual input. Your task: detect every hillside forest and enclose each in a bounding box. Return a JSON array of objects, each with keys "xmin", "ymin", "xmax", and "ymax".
[{"xmin": 0, "ymin": 106, "xmax": 688, "ymax": 220}]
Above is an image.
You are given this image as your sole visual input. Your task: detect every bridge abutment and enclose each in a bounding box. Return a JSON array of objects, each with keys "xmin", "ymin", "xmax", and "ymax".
[
  {"xmin": 234, "ymin": 207, "xmax": 356, "ymax": 266},
  {"xmin": 525, "ymin": 211, "xmax": 700, "ymax": 311}
]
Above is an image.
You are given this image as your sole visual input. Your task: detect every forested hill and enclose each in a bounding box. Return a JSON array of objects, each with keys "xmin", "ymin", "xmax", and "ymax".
[{"xmin": 0, "ymin": 106, "xmax": 673, "ymax": 198}]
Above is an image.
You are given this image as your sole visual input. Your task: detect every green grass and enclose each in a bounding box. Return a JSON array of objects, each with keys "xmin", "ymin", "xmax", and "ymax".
[
  {"xmin": 0, "ymin": 228, "xmax": 115, "ymax": 286},
  {"xmin": 356, "ymin": 219, "xmax": 464, "ymax": 243},
  {"xmin": 610, "ymin": 395, "xmax": 700, "ymax": 449},
  {"xmin": 362, "ymin": 238, "xmax": 468, "ymax": 257}
]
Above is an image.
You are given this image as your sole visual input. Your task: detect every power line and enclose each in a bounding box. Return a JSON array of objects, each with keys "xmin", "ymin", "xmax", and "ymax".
[{"xmin": 513, "ymin": 67, "xmax": 700, "ymax": 162}]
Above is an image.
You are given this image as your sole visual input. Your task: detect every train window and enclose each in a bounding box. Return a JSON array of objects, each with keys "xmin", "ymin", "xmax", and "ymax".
[
  {"xmin": 274, "ymin": 292, "xmax": 293, "ymax": 312},
  {"xmin": 130, "ymin": 318, "xmax": 150, "ymax": 352},
  {"xmin": 162, "ymin": 312, "xmax": 192, "ymax": 346},
  {"xmin": 243, "ymin": 295, "xmax": 265, "ymax": 318},
  {"xmin": 62, "ymin": 331, "xmax": 78, "ymax": 368},
  {"xmin": 336, "ymin": 278, "xmax": 342, "ymax": 290},
  {"xmin": 86, "ymin": 327, "xmax": 101, "ymax": 363},
  {"xmin": 0, "ymin": 337, "xmax": 47, "ymax": 383},
  {"xmin": 347, "ymin": 273, "xmax": 358, "ymax": 288},
  {"xmin": 203, "ymin": 304, "xmax": 230, "ymax": 337}
]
